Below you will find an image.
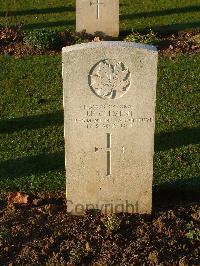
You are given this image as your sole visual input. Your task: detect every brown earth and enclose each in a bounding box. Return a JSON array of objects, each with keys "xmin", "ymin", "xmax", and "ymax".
[
  {"xmin": 159, "ymin": 31, "xmax": 200, "ymax": 58},
  {"xmin": 0, "ymin": 192, "xmax": 199, "ymax": 265},
  {"xmin": 0, "ymin": 28, "xmax": 199, "ymax": 57}
]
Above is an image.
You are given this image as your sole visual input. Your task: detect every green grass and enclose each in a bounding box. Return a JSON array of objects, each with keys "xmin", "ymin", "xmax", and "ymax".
[
  {"xmin": 0, "ymin": 0, "xmax": 199, "ymax": 199},
  {"xmin": 0, "ymin": 56, "xmax": 65, "ymax": 192},
  {"xmin": 0, "ymin": 0, "xmax": 199, "ymax": 33},
  {"xmin": 0, "ymin": 54, "xmax": 199, "ymax": 195},
  {"xmin": 154, "ymin": 53, "xmax": 200, "ymax": 200}
]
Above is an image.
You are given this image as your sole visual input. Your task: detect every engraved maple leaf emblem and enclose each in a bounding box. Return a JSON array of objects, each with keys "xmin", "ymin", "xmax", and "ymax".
[{"xmin": 89, "ymin": 60, "xmax": 131, "ymax": 99}]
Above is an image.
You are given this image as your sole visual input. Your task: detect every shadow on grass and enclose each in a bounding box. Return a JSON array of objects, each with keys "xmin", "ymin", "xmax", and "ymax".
[
  {"xmin": 23, "ymin": 20, "xmax": 75, "ymax": 30},
  {"xmin": 0, "ymin": 112, "xmax": 199, "ymax": 204},
  {"xmin": 0, "ymin": 111, "xmax": 63, "ymax": 134},
  {"xmin": 1, "ymin": 113, "xmax": 198, "ymax": 150},
  {"xmin": 0, "ymin": 6, "xmax": 75, "ymax": 17},
  {"xmin": 153, "ymin": 176, "xmax": 200, "ymax": 211},
  {"xmin": 155, "ymin": 127, "xmax": 200, "ymax": 151},
  {"xmin": 0, "ymin": 151, "xmax": 65, "ymax": 179},
  {"xmin": 2, "ymin": 5, "xmax": 199, "ymax": 18},
  {"xmin": 151, "ymin": 21, "xmax": 200, "ymax": 33},
  {"xmin": 121, "ymin": 5, "xmax": 200, "ymax": 20},
  {"xmin": 120, "ymin": 21, "xmax": 200, "ymax": 36},
  {"xmin": 120, "ymin": 5, "xmax": 200, "ymax": 34}
]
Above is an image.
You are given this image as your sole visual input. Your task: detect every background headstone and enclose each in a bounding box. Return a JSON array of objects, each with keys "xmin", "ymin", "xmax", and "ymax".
[
  {"xmin": 76, "ymin": 0, "xmax": 119, "ymax": 37},
  {"xmin": 63, "ymin": 42, "xmax": 158, "ymax": 215}
]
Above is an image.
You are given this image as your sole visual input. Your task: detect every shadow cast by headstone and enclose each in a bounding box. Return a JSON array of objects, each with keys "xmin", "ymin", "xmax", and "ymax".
[
  {"xmin": 0, "ymin": 6, "xmax": 75, "ymax": 17},
  {"xmin": 120, "ymin": 20, "xmax": 200, "ymax": 37},
  {"xmin": 0, "ymin": 151, "xmax": 65, "ymax": 179},
  {"xmin": 153, "ymin": 176, "xmax": 200, "ymax": 211},
  {"xmin": 155, "ymin": 127, "xmax": 200, "ymax": 151},
  {"xmin": 120, "ymin": 5, "xmax": 200, "ymax": 21},
  {"xmin": 23, "ymin": 20, "xmax": 75, "ymax": 30},
  {"xmin": 153, "ymin": 21, "xmax": 200, "ymax": 33},
  {"xmin": 0, "ymin": 111, "xmax": 63, "ymax": 134}
]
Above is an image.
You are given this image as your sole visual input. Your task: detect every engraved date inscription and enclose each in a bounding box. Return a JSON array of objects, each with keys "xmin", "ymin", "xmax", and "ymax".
[{"xmin": 74, "ymin": 105, "xmax": 153, "ymax": 129}]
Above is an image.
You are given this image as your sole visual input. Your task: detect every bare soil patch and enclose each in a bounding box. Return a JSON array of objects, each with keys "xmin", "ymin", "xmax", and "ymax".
[
  {"xmin": 0, "ymin": 192, "xmax": 199, "ymax": 265},
  {"xmin": 0, "ymin": 28, "xmax": 199, "ymax": 57}
]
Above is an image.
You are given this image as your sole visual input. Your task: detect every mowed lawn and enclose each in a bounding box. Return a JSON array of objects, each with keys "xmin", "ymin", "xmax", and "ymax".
[
  {"xmin": 0, "ymin": 54, "xmax": 199, "ymax": 194},
  {"xmin": 0, "ymin": 56, "xmax": 64, "ymax": 192},
  {"xmin": 0, "ymin": 0, "xmax": 199, "ymax": 33},
  {"xmin": 0, "ymin": 0, "xmax": 199, "ymax": 196}
]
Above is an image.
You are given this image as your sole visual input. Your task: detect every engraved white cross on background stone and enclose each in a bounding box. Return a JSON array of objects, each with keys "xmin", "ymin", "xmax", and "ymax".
[
  {"xmin": 95, "ymin": 133, "xmax": 112, "ymax": 176},
  {"xmin": 94, "ymin": 133, "xmax": 125, "ymax": 176},
  {"xmin": 90, "ymin": 0, "xmax": 104, "ymax": 20},
  {"xmin": 106, "ymin": 133, "xmax": 112, "ymax": 176}
]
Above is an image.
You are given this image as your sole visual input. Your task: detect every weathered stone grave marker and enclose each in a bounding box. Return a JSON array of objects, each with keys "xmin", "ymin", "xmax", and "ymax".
[
  {"xmin": 76, "ymin": 0, "xmax": 119, "ymax": 37},
  {"xmin": 62, "ymin": 42, "xmax": 158, "ymax": 215}
]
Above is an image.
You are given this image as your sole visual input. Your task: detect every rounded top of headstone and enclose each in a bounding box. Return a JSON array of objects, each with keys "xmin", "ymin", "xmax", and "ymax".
[{"xmin": 62, "ymin": 41, "xmax": 157, "ymax": 54}]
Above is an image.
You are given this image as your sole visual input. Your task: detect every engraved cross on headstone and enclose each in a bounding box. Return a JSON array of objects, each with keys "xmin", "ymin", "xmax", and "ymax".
[
  {"xmin": 90, "ymin": 0, "xmax": 104, "ymax": 20},
  {"xmin": 106, "ymin": 133, "xmax": 112, "ymax": 176},
  {"xmin": 94, "ymin": 133, "xmax": 125, "ymax": 176},
  {"xmin": 95, "ymin": 133, "xmax": 112, "ymax": 176}
]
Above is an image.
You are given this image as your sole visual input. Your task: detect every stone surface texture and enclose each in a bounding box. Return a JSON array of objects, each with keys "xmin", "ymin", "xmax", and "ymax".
[
  {"xmin": 76, "ymin": 0, "xmax": 119, "ymax": 37},
  {"xmin": 63, "ymin": 42, "xmax": 158, "ymax": 215}
]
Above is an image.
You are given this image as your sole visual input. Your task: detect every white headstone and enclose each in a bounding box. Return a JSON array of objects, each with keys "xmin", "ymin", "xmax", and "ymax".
[
  {"xmin": 63, "ymin": 42, "xmax": 158, "ymax": 215},
  {"xmin": 76, "ymin": 0, "xmax": 119, "ymax": 37}
]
